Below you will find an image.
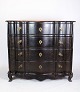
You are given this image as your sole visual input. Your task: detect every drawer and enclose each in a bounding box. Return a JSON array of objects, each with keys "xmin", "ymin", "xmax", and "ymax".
[
  {"xmin": 56, "ymin": 36, "xmax": 72, "ymax": 49},
  {"xmin": 29, "ymin": 22, "xmax": 54, "ymax": 34},
  {"xmin": 55, "ymin": 62, "xmax": 71, "ymax": 73},
  {"xmin": 15, "ymin": 36, "xmax": 27, "ymax": 49},
  {"xmin": 16, "ymin": 61, "xmax": 24, "ymax": 72},
  {"xmin": 8, "ymin": 36, "xmax": 27, "ymax": 49},
  {"xmin": 27, "ymin": 49, "xmax": 56, "ymax": 61},
  {"xmin": 26, "ymin": 62, "xmax": 55, "ymax": 73},
  {"xmin": 29, "ymin": 36, "xmax": 55, "ymax": 47},
  {"xmin": 15, "ymin": 50, "xmax": 25, "ymax": 61},
  {"xmin": 55, "ymin": 22, "xmax": 73, "ymax": 35},
  {"xmin": 56, "ymin": 50, "xmax": 72, "ymax": 61}
]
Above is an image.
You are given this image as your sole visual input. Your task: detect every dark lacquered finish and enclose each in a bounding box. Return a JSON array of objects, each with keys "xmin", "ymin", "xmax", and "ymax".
[{"xmin": 7, "ymin": 21, "xmax": 75, "ymax": 82}]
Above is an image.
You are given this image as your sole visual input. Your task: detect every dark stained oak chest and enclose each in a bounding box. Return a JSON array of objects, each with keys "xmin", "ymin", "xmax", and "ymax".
[{"xmin": 6, "ymin": 20, "xmax": 75, "ymax": 82}]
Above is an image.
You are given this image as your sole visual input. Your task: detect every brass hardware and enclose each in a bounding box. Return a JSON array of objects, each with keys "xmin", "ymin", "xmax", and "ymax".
[
  {"xmin": 59, "ymin": 40, "xmax": 63, "ymax": 45},
  {"xmin": 17, "ymin": 27, "xmax": 21, "ymax": 31},
  {"xmin": 18, "ymin": 52, "xmax": 22, "ymax": 56},
  {"xmin": 39, "ymin": 27, "xmax": 42, "ymax": 32},
  {"xmin": 17, "ymin": 40, "xmax": 22, "ymax": 44},
  {"xmin": 18, "ymin": 64, "xmax": 23, "ymax": 69},
  {"xmin": 58, "ymin": 52, "xmax": 63, "ymax": 57},
  {"xmin": 39, "ymin": 65, "xmax": 42, "ymax": 69},
  {"xmin": 58, "ymin": 64, "xmax": 63, "ymax": 68},
  {"xmin": 39, "ymin": 40, "xmax": 42, "ymax": 44},
  {"xmin": 59, "ymin": 27, "xmax": 62, "ymax": 31},
  {"xmin": 39, "ymin": 52, "xmax": 42, "ymax": 57}
]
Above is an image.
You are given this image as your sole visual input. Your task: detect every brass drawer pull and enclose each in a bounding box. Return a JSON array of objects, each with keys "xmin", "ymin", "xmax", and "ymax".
[
  {"xmin": 17, "ymin": 40, "xmax": 22, "ymax": 44},
  {"xmin": 59, "ymin": 27, "xmax": 62, "ymax": 31},
  {"xmin": 39, "ymin": 40, "xmax": 42, "ymax": 45},
  {"xmin": 39, "ymin": 52, "xmax": 42, "ymax": 57},
  {"xmin": 18, "ymin": 52, "xmax": 22, "ymax": 56},
  {"xmin": 18, "ymin": 64, "xmax": 23, "ymax": 69},
  {"xmin": 39, "ymin": 65, "xmax": 42, "ymax": 69},
  {"xmin": 17, "ymin": 27, "xmax": 22, "ymax": 31},
  {"xmin": 59, "ymin": 40, "xmax": 63, "ymax": 45},
  {"xmin": 39, "ymin": 27, "xmax": 42, "ymax": 32},
  {"xmin": 58, "ymin": 64, "xmax": 63, "ymax": 68},
  {"xmin": 58, "ymin": 52, "xmax": 63, "ymax": 57}
]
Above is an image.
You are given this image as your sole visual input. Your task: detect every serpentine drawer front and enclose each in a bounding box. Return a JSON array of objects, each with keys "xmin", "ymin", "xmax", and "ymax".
[{"xmin": 6, "ymin": 21, "xmax": 75, "ymax": 82}]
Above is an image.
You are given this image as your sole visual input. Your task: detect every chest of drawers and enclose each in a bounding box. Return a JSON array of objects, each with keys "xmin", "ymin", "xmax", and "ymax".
[{"xmin": 6, "ymin": 21, "xmax": 75, "ymax": 82}]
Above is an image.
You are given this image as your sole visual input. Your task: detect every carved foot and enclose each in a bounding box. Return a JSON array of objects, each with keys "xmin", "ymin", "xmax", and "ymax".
[
  {"xmin": 68, "ymin": 73, "xmax": 73, "ymax": 82},
  {"xmin": 8, "ymin": 72, "xmax": 12, "ymax": 82}
]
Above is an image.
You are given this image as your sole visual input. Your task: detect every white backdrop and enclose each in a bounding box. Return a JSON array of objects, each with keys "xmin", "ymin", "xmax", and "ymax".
[{"xmin": 0, "ymin": 0, "xmax": 80, "ymax": 92}]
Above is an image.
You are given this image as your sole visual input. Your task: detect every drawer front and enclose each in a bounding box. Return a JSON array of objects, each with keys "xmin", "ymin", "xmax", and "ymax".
[
  {"xmin": 16, "ymin": 62, "xmax": 24, "ymax": 72},
  {"xmin": 55, "ymin": 22, "xmax": 73, "ymax": 35},
  {"xmin": 26, "ymin": 62, "xmax": 55, "ymax": 73},
  {"xmin": 8, "ymin": 22, "xmax": 73, "ymax": 35},
  {"xmin": 15, "ymin": 50, "xmax": 25, "ymax": 61},
  {"xmin": 15, "ymin": 36, "xmax": 27, "ymax": 49},
  {"xmin": 29, "ymin": 22, "xmax": 54, "ymax": 34},
  {"xmin": 8, "ymin": 36, "xmax": 27, "ymax": 49},
  {"xmin": 28, "ymin": 49, "xmax": 55, "ymax": 61},
  {"xmin": 55, "ymin": 62, "xmax": 71, "ymax": 73},
  {"xmin": 56, "ymin": 36, "xmax": 72, "ymax": 49},
  {"xmin": 29, "ymin": 36, "xmax": 55, "ymax": 47},
  {"xmin": 56, "ymin": 50, "xmax": 72, "ymax": 61}
]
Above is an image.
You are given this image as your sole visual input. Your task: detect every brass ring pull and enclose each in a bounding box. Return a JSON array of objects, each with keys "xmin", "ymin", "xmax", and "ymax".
[
  {"xmin": 18, "ymin": 52, "xmax": 22, "ymax": 56},
  {"xmin": 18, "ymin": 64, "xmax": 23, "ymax": 69},
  {"xmin": 59, "ymin": 40, "xmax": 63, "ymax": 45},
  {"xmin": 39, "ymin": 40, "xmax": 42, "ymax": 45},
  {"xmin": 39, "ymin": 65, "xmax": 42, "ymax": 69},
  {"xmin": 39, "ymin": 52, "xmax": 42, "ymax": 57},
  {"xmin": 58, "ymin": 64, "xmax": 63, "ymax": 68},
  {"xmin": 17, "ymin": 27, "xmax": 22, "ymax": 31},
  {"xmin": 39, "ymin": 27, "xmax": 42, "ymax": 32},
  {"xmin": 58, "ymin": 52, "xmax": 63, "ymax": 57},
  {"xmin": 17, "ymin": 40, "xmax": 22, "ymax": 44}
]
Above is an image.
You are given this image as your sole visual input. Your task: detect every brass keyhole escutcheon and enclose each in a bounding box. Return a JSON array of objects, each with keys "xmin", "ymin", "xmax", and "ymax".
[
  {"xmin": 58, "ymin": 52, "xmax": 63, "ymax": 57},
  {"xmin": 39, "ymin": 27, "xmax": 42, "ymax": 32},
  {"xmin": 17, "ymin": 27, "xmax": 22, "ymax": 31},
  {"xmin": 58, "ymin": 64, "xmax": 63, "ymax": 68},
  {"xmin": 18, "ymin": 52, "xmax": 23, "ymax": 56},
  {"xmin": 39, "ymin": 65, "xmax": 42, "ymax": 69},
  {"xmin": 59, "ymin": 40, "xmax": 63, "ymax": 45},
  {"xmin": 39, "ymin": 40, "xmax": 42, "ymax": 45},
  {"xmin": 39, "ymin": 52, "xmax": 42, "ymax": 57},
  {"xmin": 18, "ymin": 64, "xmax": 23, "ymax": 69},
  {"xmin": 59, "ymin": 27, "xmax": 62, "ymax": 31},
  {"xmin": 18, "ymin": 40, "xmax": 22, "ymax": 44}
]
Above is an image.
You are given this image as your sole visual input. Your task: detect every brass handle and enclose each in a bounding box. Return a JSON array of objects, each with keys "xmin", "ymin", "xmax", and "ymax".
[
  {"xmin": 17, "ymin": 27, "xmax": 22, "ymax": 31},
  {"xmin": 39, "ymin": 40, "xmax": 42, "ymax": 45},
  {"xmin": 39, "ymin": 52, "xmax": 42, "ymax": 57},
  {"xmin": 18, "ymin": 64, "xmax": 23, "ymax": 69},
  {"xmin": 58, "ymin": 52, "xmax": 63, "ymax": 57},
  {"xmin": 39, "ymin": 65, "xmax": 42, "ymax": 69},
  {"xmin": 18, "ymin": 52, "xmax": 22, "ymax": 56},
  {"xmin": 59, "ymin": 27, "xmax": 62, "ymax": 31},
  {"xmin": 58, "ymin": 64, "xmax": 63, "ymax": 68},
  {"xmin": 39, "ymin": 27, "xmax": 42, "ymax": 32},
  {"xmin": 59, "ymin": 40, "xmax": 63, "ymax": 45},
  {"xmin": 17, "ymin": 40, "xmax": 22, "ymax": 44}
]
